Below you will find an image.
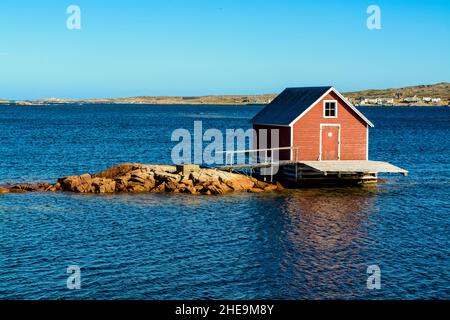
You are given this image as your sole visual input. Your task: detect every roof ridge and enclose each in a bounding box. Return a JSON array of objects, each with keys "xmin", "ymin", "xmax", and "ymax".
[{"xmin": 251, "ymin": 86, "xmax": 374, "ymax": 127}]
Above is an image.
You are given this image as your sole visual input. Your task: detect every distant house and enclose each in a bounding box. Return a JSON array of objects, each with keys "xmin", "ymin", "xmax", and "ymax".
[
  {"xmin": 363, "ymin": 98, "xmax": 379, "ymax": 105},
  {"xmin": 432, "ymin": 98, "xmax": 441, "ymax": 103},
  {"xmin": 422, "ymin": 97, "xmax": 432, "ymax": 102},
  {"xmin": 403, "ymin": 96, "xmax": 420, "ymax": 103},
  {"xmin": 378, "ymin": 98, "xmax": 394, "ymax": 104},
  {"xmin": 359, "ymin": 98, "xmax": 393, "ymax": 105},
  {"xmin": 251, "ymin": 87, "xmax": 374, "ymax": 161}
]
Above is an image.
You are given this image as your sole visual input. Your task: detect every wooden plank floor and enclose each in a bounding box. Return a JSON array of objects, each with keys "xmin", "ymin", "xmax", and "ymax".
[
  {"xmin": 300, "ymin": 160, "xmax": 408, "ymax": 175},
  {"xmin": 216, "ymin": 160, "xmax": 408, "ymax": 175}
]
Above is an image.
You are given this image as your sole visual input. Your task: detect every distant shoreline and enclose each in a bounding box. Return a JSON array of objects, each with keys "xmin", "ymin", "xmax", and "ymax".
[
  {"xmin": 0, "ymin": 102, "xmax": 447, "ymax": 107},
  {"xmin": 1, "ymin": 82, "xmax": 448, "ymax": 107}
]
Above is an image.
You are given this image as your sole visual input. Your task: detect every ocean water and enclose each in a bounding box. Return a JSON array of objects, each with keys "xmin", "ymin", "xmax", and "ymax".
[{"xmin": 0, "ymin": 104, "xmax": 449, "ymax": 299}]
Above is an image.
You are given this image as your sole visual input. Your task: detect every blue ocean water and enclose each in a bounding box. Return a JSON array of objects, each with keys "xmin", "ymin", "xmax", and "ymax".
[{"xmin": 0, "ymin": 104, "xmax": 449, "ymax": 299}]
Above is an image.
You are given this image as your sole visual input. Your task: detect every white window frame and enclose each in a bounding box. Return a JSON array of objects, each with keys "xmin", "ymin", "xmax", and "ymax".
[{"xmin": 323, "ymin": 100, "xmax": 338, "ymax": 118}]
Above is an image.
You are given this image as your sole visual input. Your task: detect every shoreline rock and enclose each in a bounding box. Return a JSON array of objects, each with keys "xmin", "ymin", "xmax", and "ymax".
[{"xmin": 0, "ymin": 164, "xmax": 284, "ymax": 195}]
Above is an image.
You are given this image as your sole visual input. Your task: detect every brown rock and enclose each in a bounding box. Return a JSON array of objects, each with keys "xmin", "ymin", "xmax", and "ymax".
[
  {"xmin": 176, "ymin": 164, "xmax": 200, "ymax": 175},
  {"xmin": 276, "ymin": 182, "xmax": 285, "ymax": 191},
  {"xmin": 255, "ymin": 180, "xmax": 268, "ymax": 189},
  {"xmin": 185, "ymin": 186, "xmax": 198, "ymax": 194},
  {"xmin": 190, "ymin": 171, "xmax": 215, "ymax": 185},
  {"xmin": 58, "ymin": 174, "xmax": 92, "ymax": 193},
  {"xmin": 9, "ymin": 188, "xmax": 28, "ymax": 193},
  {"xmin": 164, "ymin": 178, "xmax": 179, "ymax": 191},
  {"xmin": 195, "ymin": 185, "xmax": 204, "ymax": 192},
  {"xmin": 114, "ymin": 176, "xmax": 129, "ymax": 192},
  {"xmin": 92, "ymin": 163, "xmax": 136, "ymax": 179},
  {"xmin": 205, "ymin": 182, "xmax": 232, "ymax": 195},
  {"xmin": 91, "ymin": 178, "xmax": 115, "ymax": 193},
  {"xmin": 127, "ymin": 183, "xmax": 147, "ymax": 193},
  {"xmin": 218, "ymin": 172, "xmax": 255, "ymax": 191},
  {"xmin": 248, "ymin": 187, "xmax": 264, "ymax": 193},
  {"xmin": 2, "ymin": 163, "xmax": 286, "ymax": 196},
  {"xmin": 0, "ymin": 187, "xmax": 10, "ymax": 193},
  {"xmin": 154, "ymin": 171, "xmax": 181, "ymax": 183},
  {"xmin": 9, "ymin": 183, "xmax": 49, "ymax": 192},
  {"xmin": 180, "ymin": 177, "xmax": 194, "ymax": 187},
  {"xmin": 263, "ymin": 184, "xmax": 278, "ymax": 192},
  {"xmin": 151, "ymin": 182, "xmax": 166, "ymax": 193}
]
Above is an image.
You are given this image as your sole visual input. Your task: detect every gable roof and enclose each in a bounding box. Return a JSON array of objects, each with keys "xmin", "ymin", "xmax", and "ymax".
[{"xmin": 251, "ymin": 86, "xmax": 374, "ymax": 127}]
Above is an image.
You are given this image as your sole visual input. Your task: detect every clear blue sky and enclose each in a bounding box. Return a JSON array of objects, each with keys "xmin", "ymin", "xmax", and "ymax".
[{"xmin": 0, "ymin": 0, "xmax": 449, "ymax": 100}]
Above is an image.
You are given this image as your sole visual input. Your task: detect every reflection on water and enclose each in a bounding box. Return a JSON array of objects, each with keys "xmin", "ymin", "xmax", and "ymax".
[
  {"xmin": 284, "ymin": 188, "xmax": 377, "ymax": 250},
  {"xmin": 250, "ymin": 188, "xmax": 379, "ymax": 299}
]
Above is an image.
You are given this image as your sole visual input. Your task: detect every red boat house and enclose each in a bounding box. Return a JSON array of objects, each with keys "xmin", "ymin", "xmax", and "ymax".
[{"xmin": 251, "ymin": 86, "xmax": 374, "ymax": 161}]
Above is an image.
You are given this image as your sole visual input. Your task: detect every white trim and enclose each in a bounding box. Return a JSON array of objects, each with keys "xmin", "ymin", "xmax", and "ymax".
[
  {"xmin": 288, "ymin": 87, "xmax": 374, "ymax": 127},
  {"xmin": 253, "ymin": 122, "xmax": 290, "ymax": 127},
  {"xmin": 288, "ymin": 87, "xmax": 333, "ymax": 127},
  {"xmin": 366, "ymin": 125, "xmax": 369, "ymax": 160},
  {"xmin": 323, "ymin": 100, "xmax": 338, "ymax": 118},
  {"xmin": 290, "ymin": 126, "xmax": 294, "ymax": 160},
  {"xmin": 319, "ymin": 124, "xmax": 341, "ymax": 161},
  {"xmin": 330, "ymin": 88, "xmax": 374, "ymax": 127}
]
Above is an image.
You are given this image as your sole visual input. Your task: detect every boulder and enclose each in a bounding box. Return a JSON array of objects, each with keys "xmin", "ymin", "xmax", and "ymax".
[
  {"xmin": 8, "ymin": 182, "xmax": 50, "ymax": 192},
  {"xmin": 91, "ymin": 178, "xmax": 116, "ymax": 193},
  {"xmin": 254, "ymin": 180, "xmax": 268, "ymax": 189},
  {"xmin": 2, "ymin": 163, "xmax": 286, "ymax": 195},
  {"xmin": 151, "ymin": 182, "xmax": 166, "ymax": 193},
  {"xmin": 264, "ymin": 184, "xmax": 278, "ymax": 192},
  {"xmin": 190, "ymin": 171, "xmax": 216, "ymax": 185},
  {"xmin": 205, "ymin": 182, "xmax": 233, "ymax": 195},
  {"xmin": 164, "ymin": 178, "xmax": 179, "ymax": 191},
  {"xmin": 58, "ymin": 174, "xmax": 92, "ymax": 193},
  {"xmin": 276, "ymin": 182, "xmax": 285, "ymax": 191},
  {"xmin": 154, "ymin": 171, "xmax": 181, "ymax": 183},
  {"xmin": 92, "ymin": 163, "xmax": 136, "ymax": 179},
  {"xmin": 248, "ymin": 187, "xmax": 264, "ymax": 193},
  {"xmin": 114, "ymin": 175, "xmax": 130, "ymax": 192},
  {"xmin": 0, "ymin": 187, "xmax": 10, "ymax": 193},
  {"xmin": 176, "ymin": 164, "xmax": 200, "ymax": 175},
  {"xmin": 126, "ymin": 182, "xmax": 148, "ymax": 193}
]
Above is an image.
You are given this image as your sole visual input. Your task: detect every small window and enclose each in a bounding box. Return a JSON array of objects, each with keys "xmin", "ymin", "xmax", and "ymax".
[{"xmin": 324, "ymin": 101, "xmax": 337, "ymax": 118}]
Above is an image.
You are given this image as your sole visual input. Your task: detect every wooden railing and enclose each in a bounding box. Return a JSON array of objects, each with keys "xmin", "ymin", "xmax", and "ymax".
[{"xmin": 217, "ymin": 146, "xmax": 299, "ymax": 166}]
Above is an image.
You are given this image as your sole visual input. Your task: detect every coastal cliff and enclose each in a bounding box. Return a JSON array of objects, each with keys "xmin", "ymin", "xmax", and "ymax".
[{"xmin": 0, "ymin": 164, "xmax": 283, "ymax": 195}]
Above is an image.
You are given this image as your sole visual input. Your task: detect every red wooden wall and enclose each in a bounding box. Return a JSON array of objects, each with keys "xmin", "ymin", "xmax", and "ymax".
[
  {"xmin": 292, "ymin": 91, "xmax": 368, "ymax": 160},
  {"xmin": 253, "ymin": 124, "xmax": 291, "ymax": 160}
]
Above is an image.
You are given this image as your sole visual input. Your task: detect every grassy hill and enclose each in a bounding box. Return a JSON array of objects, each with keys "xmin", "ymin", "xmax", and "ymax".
[
  {"xmin": 344, "ymin": 82, "xmax": 449, "ymax": 102},
  {"xmin": 5, "ymin": 82, "xmax": 449, "ymax": 106}
]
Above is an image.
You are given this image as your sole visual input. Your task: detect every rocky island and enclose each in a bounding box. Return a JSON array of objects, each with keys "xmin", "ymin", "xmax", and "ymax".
[{"xmin": 0, "ymin": 164, "xmax": 284, "ymax": 195}]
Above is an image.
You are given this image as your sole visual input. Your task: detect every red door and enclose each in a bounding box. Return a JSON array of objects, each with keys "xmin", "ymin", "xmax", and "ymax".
[{"xmin": 321, "ymin": 126, "xmax": 339, "ymax": 160}]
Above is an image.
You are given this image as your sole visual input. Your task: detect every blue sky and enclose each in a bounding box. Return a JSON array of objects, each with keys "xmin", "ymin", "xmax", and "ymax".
[{"xmin": 0, "ymin": 0, "xmax": 449, "ymax": 99}]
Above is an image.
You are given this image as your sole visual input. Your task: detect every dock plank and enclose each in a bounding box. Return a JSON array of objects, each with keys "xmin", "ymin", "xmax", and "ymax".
[
  {"xmin": 300, "ymin": 160, "xmax": 408, "ymax": 175},
  {"xmin": 216, "ymin": 160, "xmax": 408, "ymax": 175}
]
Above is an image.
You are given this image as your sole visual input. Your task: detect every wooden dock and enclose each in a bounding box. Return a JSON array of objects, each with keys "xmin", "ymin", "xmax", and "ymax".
[
  {"xmin": 214, "ymin": 147, "xmax": 408, "ymax": 185},
  {"xmin": 281, "ymin": 160, "xmax": 408, "ymax": 185},
  {"xmin": 298, "ymin": 160, "xmax": 408, "ymax": 176}
]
